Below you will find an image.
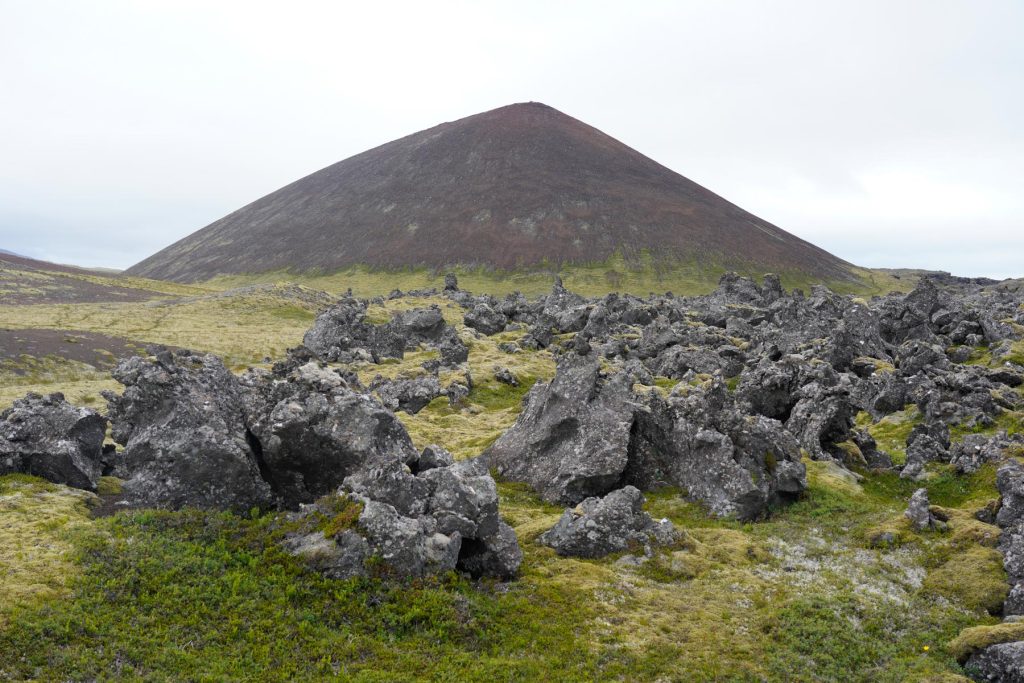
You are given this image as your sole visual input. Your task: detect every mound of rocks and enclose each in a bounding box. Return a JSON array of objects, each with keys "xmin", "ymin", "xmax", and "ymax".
[
  {"xmin": 487, "ymin": 351, "xmax": 806, "ymax": 520},
  {"xmin": 92, "ymin": 347, "xmax": 522, "ymax": 581},
  {"xmin": 0, "ymin": 391, "xmax": 107, "ymax": 491},
  {"xmin": 539, "ymin": 486, "xmax": 677, "ymax": 558},
  {"xmin": 283, "ymin": 454, "xmax": 521, "ymax": 579},
  {"xmin": 242, "ymin": 361, "xmax": 419, "ymax": 508},
  {"xmin": 303, "ymin": 296, "xmax": 406, "ymax": 362}
]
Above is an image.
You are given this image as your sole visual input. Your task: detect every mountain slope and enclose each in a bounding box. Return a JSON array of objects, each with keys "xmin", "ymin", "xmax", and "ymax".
[{"xmin": 128, "ymin": 102, "xmax": 855, "ymax": 283}]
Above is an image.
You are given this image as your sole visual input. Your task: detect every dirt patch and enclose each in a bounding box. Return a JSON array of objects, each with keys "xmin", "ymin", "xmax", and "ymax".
[{"xmin": 0, "ymin": 329, "xmax": 149, "ymax": 371}]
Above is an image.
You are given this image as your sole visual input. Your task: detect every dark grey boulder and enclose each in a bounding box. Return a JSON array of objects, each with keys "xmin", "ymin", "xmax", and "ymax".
[
  {"xmin": 104, "ymin": 351, "xmax": 274, "ymax": 511},
  {"xmin": 303, "ymin": 296, "xmax": 406, "ymax": 362},
  {"xmin": 998, "ymin": 463, "xmax": 1024, "ymax": 530},
  {"xmin": 282, "ymin": 450, "xmax": 521, "ymax": 580},
  {"xmin": 493, "ymin": 366, "xmax": 519, "ymax": 386},
  {"xmin": 419, "ymin": 459, "xmax": 500, "ymax": 540},
  {"xmin": 488, "ymin": 352, "xmax": 635, "ymax": 505},
  {"xmin": 964, "ymin": 641, "xmax": 1024, "ymax": 682},
  {"xmin": 896, "ymin": 339, "xmax": 950, "ymax": 377},
  {"xmin": 900, "ymin": 423, "xmax": 952, "ymax": 480},
  {"xmin": 539, "ymin": 278, "xmax": 590, "ymax": 333},
  {"xmin": 357, "ymin": 498, "xmax": 463, "ymax": 578},
  {"xmin": 371, "ymin": 375, "xmax": 444, "ymax": 414},
  {"xmin": 394, "ymin": 306, "xmax": 448, "ymax": 345},
  {"xmin": 539, "ymin": 486, "xmax": 677, "ymax": 558},
  {"xmin": 0, "ymin": 391, "xmax": 106, "ymax": 491},
  {"xmin": 464, "ymin": 303, "xmax": 508, "ymax": 336},
  {"xmin": 437, "ymin": 327, "xmax": 469, "ymax": 366},
  {"xmin": 785, "ymin": 385, "xmax": 856, "ymax": 462},
  {"xmin": 456, "ymin": 520, "xmax": 523, "ymax": 580},
  {"xmin": 735, "ymin": 357, "xmax": 804, "ymax": 421},
  {"xmin": 628, "ymin": 382, "xmax": 807, "ymax": 520}
]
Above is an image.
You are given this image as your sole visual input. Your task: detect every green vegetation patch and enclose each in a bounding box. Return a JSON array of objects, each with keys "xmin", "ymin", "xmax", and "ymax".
[
  {"xmin": 920, "ymin": 545, "xmax": 1008, "ymax": 614},
  {"xmin": 0, "ymin": 507, "xmax": 609, "ymax": 682}
]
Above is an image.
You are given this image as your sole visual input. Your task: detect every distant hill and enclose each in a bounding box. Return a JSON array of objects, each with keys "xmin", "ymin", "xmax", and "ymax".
[{"xmin": 128, "ymin": 102, "xmax": 857, "ymax": 284}]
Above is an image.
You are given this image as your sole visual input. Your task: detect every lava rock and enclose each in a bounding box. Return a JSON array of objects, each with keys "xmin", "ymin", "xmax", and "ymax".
[
  {"xmin": 904, "ymin": 488, "xmax": 946, "ymax": 531},
  {"xmin": 539, "ymin": 486, "xmax": 677, "ymax": 558},
  {"xmin": 244, "ymin": 373, "xmax": 419, "ymax": 508},
  {"xmin": 464, "ymin": 303, "xmax": 508, "ymax": 336},
  {"xmin": 104, "ymin": 351, "xmax": 274, "ymax": 511},
  {"xmin": 487, "ymin": 352, "xmax": 635, "ymax": 504},
  {"xmin": 493, "ymin": 366, "xmax": 519, "ymax": 386},
  {"xmin": 964, "ymin": 640, "xmax": 1024, "ymax": 682},
  {"xmin": 0, "ymin": 391, "xmax": 106, "ymax": 491}
]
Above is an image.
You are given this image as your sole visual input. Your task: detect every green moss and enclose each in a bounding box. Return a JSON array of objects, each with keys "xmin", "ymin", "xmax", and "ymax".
[
  {"xmin": 921, "ymin": 545, "xmax": 1007, "ymax": 614},
  {"xmin": 0, "ymin": 475, "xmax": 96, "ymax": 626},
  {"xmin": 857, "ymin": 406, "xmax": 922, "ymax": 464},
  {"xmin": 96, "ymin": 476, "xmax": 123, "ymax": 496}
]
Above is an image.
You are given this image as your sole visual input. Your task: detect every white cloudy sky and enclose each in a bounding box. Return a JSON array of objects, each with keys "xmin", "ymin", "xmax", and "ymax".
[{"xmin": 1, "ymin": 0, "xmax": 1021, "ymax": 277}]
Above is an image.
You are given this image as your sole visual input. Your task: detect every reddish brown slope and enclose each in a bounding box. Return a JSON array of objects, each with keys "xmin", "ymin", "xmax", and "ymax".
[{"xmin": 127, "ymin": 102, "xmax": 854, "ymax": 282}]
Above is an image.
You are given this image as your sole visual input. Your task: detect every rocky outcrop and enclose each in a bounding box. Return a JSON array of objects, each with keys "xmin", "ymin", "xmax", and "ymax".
[
  {"xmin": 303, "ymin": 297, "xmax": 405, "ymax": 362},
  {"xmin": 539, "ymin": 486, "xmax": 677, "ymax": 558},
  {"xmin": 464, "ymin": 303, "xmax": 508, "ymax": 336},
  {"xmin": 994, "ymin": 463, "xmax": 1024, "ymax": 619},
  {"xmin": 242, "ymin": 362, "xmax": 419, "ymax": 508},
  {"xmin": 393, "ymin": 306, "xmax": 448, "ymax": 346},
  {"xmin": 104, "ymin": 351, "xmax": 275, "ymax": 511},
  {"xmin": 964, "ymin": 641, "xmax": 1024, "ymax": 682},
  {"xmin": 487, "ymin": 352, "xmax": 636, "ymax": 505},
  {"xmin": 488, "ymin": 353, "xmax": 806, "ymax": 520},
  {"xmin": 0, "ymin": 392, "xmax": 106, "ymax": 491},
  {"xmin": 628, "ymin": 380, "xmax": 807, "ymax": 519},
  {"xmin": 282, "ymin": 456, "xmax": 521, "ymax": 580}
]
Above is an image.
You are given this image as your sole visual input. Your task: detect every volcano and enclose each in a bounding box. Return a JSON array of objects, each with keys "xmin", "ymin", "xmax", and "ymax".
[{"xmin": 127, "ymin": 102, "xmax": 854, "ymax": 283}]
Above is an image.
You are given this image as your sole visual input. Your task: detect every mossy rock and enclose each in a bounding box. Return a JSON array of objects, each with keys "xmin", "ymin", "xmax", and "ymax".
[{"xmin": 948, "ymin": 621, "xmax": 1024, "ymax": 662}]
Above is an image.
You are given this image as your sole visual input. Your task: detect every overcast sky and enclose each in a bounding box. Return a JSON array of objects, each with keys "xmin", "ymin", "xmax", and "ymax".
[{"xmin": 1, "ymin": 1, "xmax": 1021, "ymax": 278}]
